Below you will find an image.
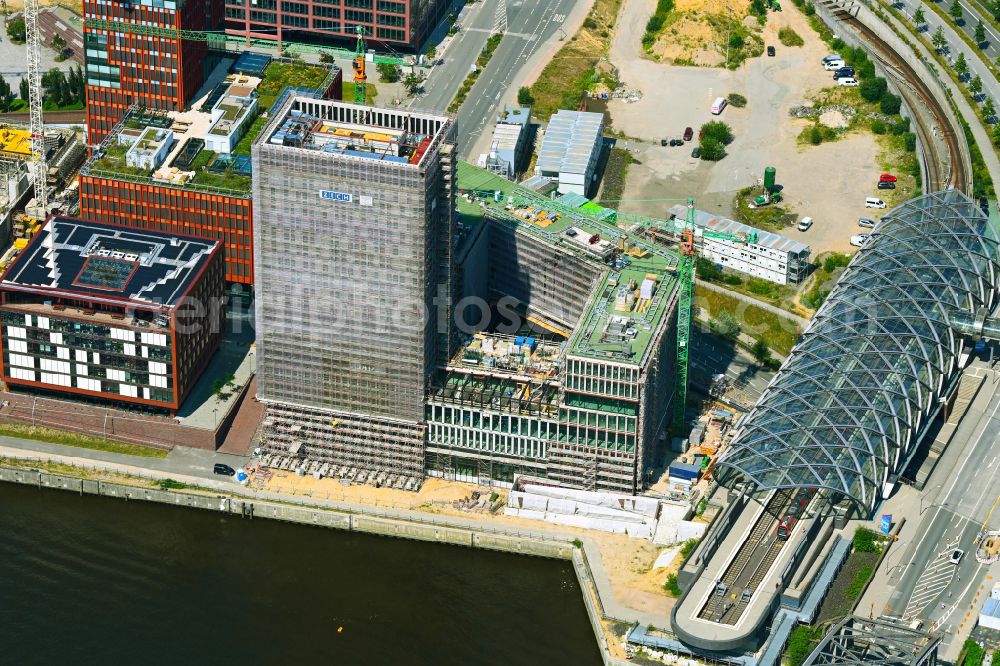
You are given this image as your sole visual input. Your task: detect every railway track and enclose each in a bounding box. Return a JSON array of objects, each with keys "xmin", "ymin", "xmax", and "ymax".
[{"xmin": 829, "ymin": 3, "xmax": 969, "ymax": 193}]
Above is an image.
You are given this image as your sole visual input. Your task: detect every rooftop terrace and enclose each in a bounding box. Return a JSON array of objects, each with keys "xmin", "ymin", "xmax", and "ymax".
[
  {"xmin": 81, "ymin": 57, "xmax": 338, "ymax": 197},
  {"xmin": 456, "ymin": 162, "xmax": 680, "ymax": 366}
]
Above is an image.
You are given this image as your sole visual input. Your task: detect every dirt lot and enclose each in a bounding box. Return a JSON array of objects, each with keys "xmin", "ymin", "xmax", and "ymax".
[{"xmin": 607, "ymin": 0, "xmax": 888, "ymax": 255}]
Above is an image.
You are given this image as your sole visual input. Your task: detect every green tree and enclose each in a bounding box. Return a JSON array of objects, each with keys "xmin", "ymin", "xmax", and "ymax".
[
  {"xmin": 950, "ymin": 0, "xmax": 964, "ymax": 22},
  {"xmin": 711, "ymin": 311, "xmax": 741, "ymax": 339},
  {"xmin": 375, "ymin": 62, "xmax": 402, "ymax": 83},
  {"xmin": 698, "ymin": 136, "xmax": 725, "ymax": 160},
  {"xmin": 51, "ymin": 34, "xmax": 66, "ymax": 50},
  {"xmin": 995, "ymin": 51, "xmax": 1000, "ymax": 68},
  {"xmin": 6, "ymin": 16, "xmax": 24, "ymax": 43},
  {"xmin": 699, "ymin": 120, "xmax": 734, "ymax": 145},
  {"xmin": 913, "ymin": 6, "xmax": 925, "ymax": 24},
  {"xmin": 992, "ymin": 123, "xmax": 1000, "ymax": 145},
  {"xmin": 750, "ymin": 339, "xmax": 772, "ymax": 365},
  {"xmin": 809, "ymin": 125, "xmax": 823, "ymax": 145},
  {"xmin": 729, "ymin": 33, "xmax": 745, "ymax": 49},
  {"xmin": 517, "ymin": 86, "xmax": 535, "ymax": 106},
  {"xmin": 976, "ymin": 19, "xmax": 988, "ymax": 44},
  {"xmin": 424, "ymin": 42, "xmax": 438, "ymax": 61},
  {"xmin": 859, "ymin": 77, "xmax": 887, "ymax": 102},
  {"xmin": 984, "ymin": 96, "xmax": 996, "ymax": 120},
  {"xmin": 0, "ymin": 74, "xmax": 12, "ymax": 112},
  {"xmin": 932, "ymin": 26, "xmax": 947, "ymax": 51},
  {"xmin": 955, "ymin": 52, "xmax": 969, "ymax": 78},
  {"xmin": 971, "ymin": 74, "xmax": 984, "ymax": 97},
  {"xmin": 19, "ymin": 77, "xmax": 28, "ymax": 102},
  {"xmin": 879, "ymin": 92, "xmax": 901, "ymax": 115},
  {"xmin": 403, "ymin": 72, "xmax": 421, "ymax": 94}
]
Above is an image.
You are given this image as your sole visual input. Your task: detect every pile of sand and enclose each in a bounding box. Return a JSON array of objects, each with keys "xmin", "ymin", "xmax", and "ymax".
[{"xmin": 819, "ymin": 109, "xmax": 848, "ymax": 128}]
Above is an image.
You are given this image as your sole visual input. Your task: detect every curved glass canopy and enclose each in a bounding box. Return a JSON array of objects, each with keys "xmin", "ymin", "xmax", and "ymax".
[{"xmin": 714, "ymin": 191, "xmax": 1000, "ymax": 514}]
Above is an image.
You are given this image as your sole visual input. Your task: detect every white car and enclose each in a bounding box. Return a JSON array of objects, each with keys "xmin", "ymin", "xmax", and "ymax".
[
  {"xmin": 838, "ymin": 77, "xmax": 859, "ymax": 87},
  {"xmin": 865, "ymin": 197, "xmax": 887, "ymax": 209},
  {"xmin": 824, "ymin": 60, "xmax": 846, "ymax": 71},
  {"xmin": 850, "ymin": 233, "xmax": 871, "ymax": 247},
  {"xmin": 950, "ymin": 549, "xmax": 965, "ymax": 564},
  {"xmin": 797, "ymin": 216, "xmax": 814, "ymax": 231}
]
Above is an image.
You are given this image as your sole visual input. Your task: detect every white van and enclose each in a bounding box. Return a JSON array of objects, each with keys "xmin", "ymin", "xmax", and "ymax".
[
  {"xmin": 865, "ymin": 197, "xmax": 886, "ymax": 209},
  {"xmin": 711, "ymin": 97, "xmax": 727, "ymax": 115},
  {"xmin": 823, "ymin": 59, "xmax": 845, "ymax": 71},
  {"xmin": 797, "ymin": 217, "xmax": 813, "ymax": 231}
]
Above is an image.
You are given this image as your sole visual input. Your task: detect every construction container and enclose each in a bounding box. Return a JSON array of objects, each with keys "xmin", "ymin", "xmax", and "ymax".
[
  {"xmin": 689, "ymin": 426, "xmax": 704, "ymax": 445},
  {"xmin": 764, "ymin": 166, "xmax": 777, "ymax": 192},
  {"xmin": 669, "ymin": 461, "xmax": 701, "ymax": 482}
]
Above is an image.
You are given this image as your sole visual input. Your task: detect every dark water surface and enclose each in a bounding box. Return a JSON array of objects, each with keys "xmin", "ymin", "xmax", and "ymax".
[{"xmin": 0, "ymin": 483, "xmax": 601, "ymax": 665}]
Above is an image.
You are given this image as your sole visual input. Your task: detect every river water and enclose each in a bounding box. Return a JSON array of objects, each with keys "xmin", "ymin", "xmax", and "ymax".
[{"xmin": 0, "ymin": 483, "xmax": 602, "ymax": 665}]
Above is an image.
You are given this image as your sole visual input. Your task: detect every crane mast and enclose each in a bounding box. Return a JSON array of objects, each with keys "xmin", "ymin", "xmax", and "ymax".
[
  {"xmin": 352, "ymin": 25, "xmax": 368, "ymax": 105},
  {"xmin": 24, "ymin": 0, "xmax": 46, "ymax": 218}
]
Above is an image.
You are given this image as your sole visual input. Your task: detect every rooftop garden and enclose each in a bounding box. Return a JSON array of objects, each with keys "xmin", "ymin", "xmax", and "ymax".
[{"xmin": 256, "ymin": 61, "xmax": 331, "ymax": 111}]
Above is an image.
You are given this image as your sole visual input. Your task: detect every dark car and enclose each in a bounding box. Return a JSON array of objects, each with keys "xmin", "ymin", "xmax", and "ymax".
[
  {"xmin": 877, "ymin": 181, "xmax": 895, "ymax": 190},
  {"xmin": 833, "ymin": 66, "xmax": 855, "ymax": 79},
  {"xmin": 670, "ymin": 138, "xmax": 684, "ymax": 146},
  {"xmin": 980, "ymin": 195, "xmax": 990, "ymax": 215},
  {"xmin": 767, "ymin": 45, "xmax": 776, "ymax": 56},
  {"xmin": 213, "ymin": 463, "xmax": 236, "ymax": 476},
  {"xmin": 683, "ymin": 126, "xmax": 694, "ymax": 141},
  {"xmin": 661, "ymin": 138, "xmax": 669, "ymax": 146},
  {"xmin": 691, "ymin": 146, "xmax": 701, "ymax": 158}
]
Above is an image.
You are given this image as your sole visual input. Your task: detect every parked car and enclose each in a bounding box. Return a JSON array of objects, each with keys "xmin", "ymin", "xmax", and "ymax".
[
  {"xmin": 767, "ymin": 45, "xmax": 776, "ymax": 56},
  {"xmin": 981, "ymin": 196, "xmax": 990, "ymax": 216},
  {"xmin": 865, "ymin": 197, "xmax": 887, "ymax": 209},
  {"xmin": 214, "ymin": 463, "xmax": 236, "ymax": 476},
  {"xmin": 833, "ymin": 66, "xmax": 855, "ymax": 79},
  {"xmin": 821, "ymin": 53, "xmax": 842, "ymax": 63},
  {"xmin": 877, "ymin": 180, "xmax": 896, "ymax": 190},
  {"xmin": 669, "ymin": 138, "xmax": 684, "ymax": 146},
  {"xmin": 683, "ymin": 126, "xmax": 694, "ymax": 141},
  {"xmin": 797, "ymin": 216, "xmax": 814, "ymax": 231},
  {"xmin": 823, "ymin": 59, "xmax": 845, "ymax": 71},
  {"xmin": 950, "ymin": 549, "xmax": 965, "ymax": 564},
  {"xmin": 691, "ymin": 146, "xmax": 701, "ymax": 158},
  {"xmin": 850, "ymin": 233, "xmax": 871, "ymax": 247},
  {"xmin": 858, "ymin": 217, "xmax": 876, "ymax": 228},
  {"xmin": 661, "ymin": 138, "xmax": 669, "ymax": 146},
  {"xmin": 879, "ymin": 173, "xmax": 897, "ymax": 183},
  {"xmin": 837, "ymin": 77, "xmax": 859, "ymax": 87}
]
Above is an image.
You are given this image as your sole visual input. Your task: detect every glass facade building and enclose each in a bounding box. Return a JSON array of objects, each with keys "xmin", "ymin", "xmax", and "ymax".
[{"xmin": 715, "ymin": 191, "xmax": 1000, "ymax": 516}]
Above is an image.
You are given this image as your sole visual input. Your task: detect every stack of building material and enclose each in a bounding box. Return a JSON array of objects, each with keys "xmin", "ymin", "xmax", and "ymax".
[{"xmin": 505, "ymin": 484, "xmax": 663, "ymax": 539}]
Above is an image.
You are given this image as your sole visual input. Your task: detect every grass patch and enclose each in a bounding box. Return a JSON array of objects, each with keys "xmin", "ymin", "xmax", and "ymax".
[
  {"xmin": 256, "ymin": 61, "xmax": 330, "ymax": 110},
  {"xmin": 960, "ymin": 639, "xmax": 986, "ymax": 666},
  {"xmin": 679, "ymin": 538, "xmax": 698, "ymax": 559},
  {"xmin": 528, "ymin": 0, "xmax": 623, "ymax": 121},
  {"xmin": 845, "ymin": 563, "xmax": 876, "ymax": 600},
  {"xmin": 734, "ymin": 186, "xmax": 795, "ymax": 231},
  {"xmin": 157, "ymin": 478, "xmax": 189, "ymax": 490},
  {"xmin": 694, "ymin": 284, "xmax": 802, "ymax": 355},
  {"xmin": 800, "ymin": 252, "xmax": 849, "ymax": 310},
  {"xmin": 785, "ymin": 625, "xmax": 825, "ymax": 666},
  {"xmin": 642, "ymin": 0, "xmax": 676, "ymax": 52},
  {"xmin": 853, "ymin": 526, "xmax": 888, "ymax": 553},
  {"xmin": 727, "ymin": 93, "xmax": 747, "ymax": 108},
  {"xmin": 189, "ymin": 149, "xmax": 216, "ymax": 171},
  {"xmin": 234, "ymin": 114, "xmax": 267, "ymax": 155},
  {"xmin": 342, "ymin": 81, "xmax": 378, "ymax": 105},
  {"xmin": 816, "ymin": 550, "xmax": 879, "ymax": 621},
  {"xmin": 190, "ymin": 168, "xmax": 252, "ymax": 192},
  {"xmin": 599, "ymin": 147, "xmax": 633, "ymax": 203},
  {"xmin": 0, "ymin": 422, "xmax": 168, "ymax": 458},
  {"xmin": 778, "ymin": 26, "xmax": 804, "ymax": 47},
  {"xmin": 448, "ymin": 32, "xmax": 504, "ymax": 112}
]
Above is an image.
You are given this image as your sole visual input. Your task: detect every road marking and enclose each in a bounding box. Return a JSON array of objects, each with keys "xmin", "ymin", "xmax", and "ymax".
[{"xmin": 903, "ymin": 539, "xmax": 961, "ymax": 620}]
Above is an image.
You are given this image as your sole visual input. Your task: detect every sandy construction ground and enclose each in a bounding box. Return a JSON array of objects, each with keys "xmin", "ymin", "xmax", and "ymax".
[{"xmin": 607, "ymin": 0, "xmax": 886, "ymax": 255}]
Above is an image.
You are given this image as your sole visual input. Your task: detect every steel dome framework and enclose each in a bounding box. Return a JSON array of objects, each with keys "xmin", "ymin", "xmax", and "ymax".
[{"xmin": 715, "ymin": 191, "xmax": 1000, "ymax": 515}]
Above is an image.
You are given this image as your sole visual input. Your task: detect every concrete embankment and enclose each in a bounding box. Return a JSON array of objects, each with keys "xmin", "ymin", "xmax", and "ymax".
[{"xmin": 0, "ymin": 464, "xmax": 630, "ymax": 665}]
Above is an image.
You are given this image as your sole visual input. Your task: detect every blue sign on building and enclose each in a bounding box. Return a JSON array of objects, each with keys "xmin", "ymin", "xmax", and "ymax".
[
  {"xmin": 319, "ymin": 190, "xmax": 353, "ymax": 203},
  {"xmin": 881, "ymin": 514, "xmax": 892, "ymax": 534}
]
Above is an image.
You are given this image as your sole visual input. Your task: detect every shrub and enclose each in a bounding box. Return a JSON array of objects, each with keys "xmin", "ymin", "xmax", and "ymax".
[
  {"xmin": 700, "ymin": 120, "xmax": 734, "ymax": 145},
  {"xmin": 803, "ymin": 2, "xmax": 815, "ymax": 16},
  {"xmin": 750, "ymin": 339, "xmax": 772, "ymax": 364},
  {"xmin": 376, "ymin": 62, "xmax": 402, "ymax": 83},
  {"xmin": 904, "ymin": 131, "xmax": 917, "ymax": 152},
  {"xmin": 809, "ymin": 125, "xmax": 823, "ymax": 145},
  {"xmin": 517, "ymin": 86, "xmax": 534, "ymax": 105},
  {"xmin": 727, "ymin": 92, "xmax": 747, "ymax": 107},
  {"xmin": 710, "ymin": 311, "xmax": 741, "ymax": 339},
  {"xmin": 778, "ymin": 27, "xmax": 805, "ymax": 46},
  {"xmin": 859, "ymin": 78, "xmax": 887, "ymax": 103},
  {"xmin": 729, "ymin": 33, "xmax": 745, "ymax": 49},
  {"xmin": 822, "ymin": 253, "xmax": 850, "ymax": 272},
  {"xmin": 699, "ymin": 136, "xmax": 725, "ymax": 160},
  {"xmin": 680, "ymin": 538, "xmax": 698, "ymax": 558},
  {"xmin": 853, "ymin": 526, "xmax": 885, "ymax": 553},
  {"xmin": 871, "ymin": 119, "xmax": 887, "ymax": 134},
  {"xmin": 880, "ymin": 92, "xmax": 902, "ymax": 115},
  {"xmin": 664, "ymin": 573, "xmax": 683, "ymax": 597},
  {"xmin": 6, "ymin": 17, "xmax": 25, "ymax": 43}
]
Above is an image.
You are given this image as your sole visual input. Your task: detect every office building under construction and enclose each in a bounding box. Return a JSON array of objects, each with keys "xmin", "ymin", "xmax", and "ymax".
[
  {"xmin": 253, "ymin": 98, "xmax": 456, "ymax": 484},
  {"xmin": 252, "ymin": 102, "xmax": 678, "ymax": 494}
]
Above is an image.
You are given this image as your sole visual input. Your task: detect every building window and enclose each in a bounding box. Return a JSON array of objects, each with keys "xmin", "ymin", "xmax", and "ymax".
[
  {"xmin": 375, "ymin": 27, "xmax": 405, "ymax": 41},
  {"xmin": 376, "ymin": 0, "xmax": 405, "ymax": 12},
  {"xmin": 376, "ymin": 13, "xmax": 404, "ymax": 26},
  {"xmin": 281, "ymin": 13, "xmax": 308, "ymax": 26},
  {"xmin": 280, "ymin": 1, "xmax": 307, "ymax": 14},
  {"xmin": 344, "ymin": 0, "xmax": 372, "ymax": 7},
  {"xmin": 344, "ymin": 9, "xmax": 372, "ymax": 22}
]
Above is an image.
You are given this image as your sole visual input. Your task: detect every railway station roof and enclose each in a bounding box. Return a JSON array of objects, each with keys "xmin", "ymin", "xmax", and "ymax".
[{"xmin": 714, "ymin": 191, "xmax": 1000, "ymax": 515}]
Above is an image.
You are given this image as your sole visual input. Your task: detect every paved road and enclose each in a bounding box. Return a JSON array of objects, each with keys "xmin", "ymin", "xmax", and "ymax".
[
  {"xmin": 453, "ymin": 0, "xmax": 577, "ymax": 157},
  {"xmin": 881, "ymin": 367, "xmax": 1000, "ymax": 657},
  {"xmin": 690, "ymin": 330, "xmax": 777, "ymax": 401},
  {"xmin": 894, "ymin": 0, "xmax": 1000, "ymax": 101}
]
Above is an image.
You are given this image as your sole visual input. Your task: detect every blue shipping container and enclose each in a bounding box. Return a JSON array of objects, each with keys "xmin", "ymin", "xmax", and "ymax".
[{"xmin": 669, "ymin": 461, "xmax": 701, "ymax": 481}]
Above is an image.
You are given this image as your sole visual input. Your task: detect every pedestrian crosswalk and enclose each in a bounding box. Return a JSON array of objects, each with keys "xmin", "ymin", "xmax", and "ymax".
[{"xmin": 903, "ymin": 537, "xmax": 960, "ymax": 621}]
